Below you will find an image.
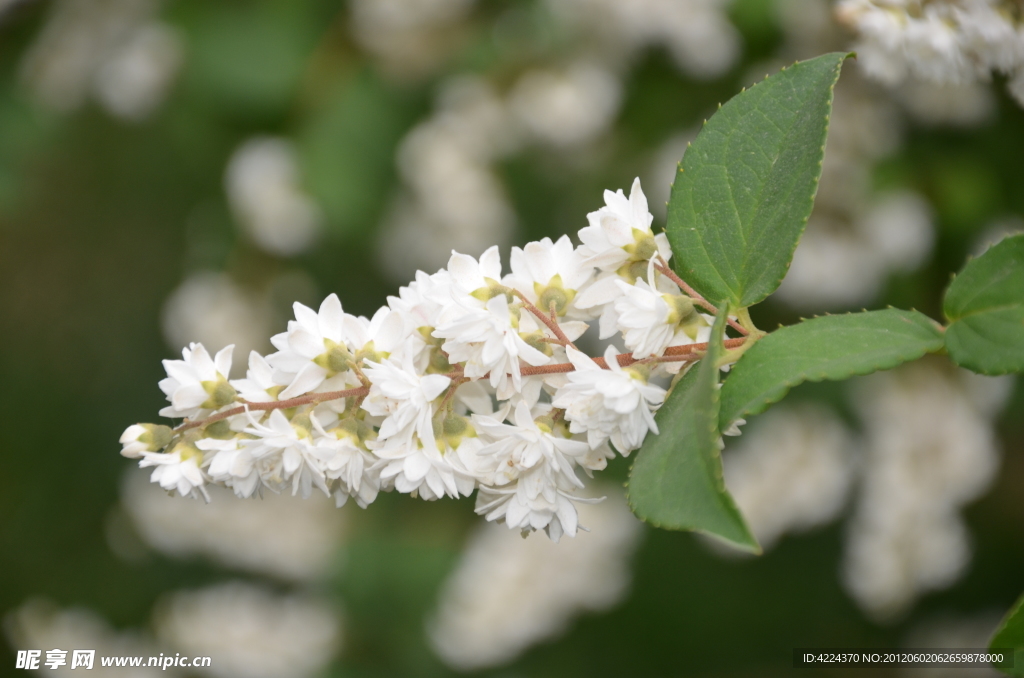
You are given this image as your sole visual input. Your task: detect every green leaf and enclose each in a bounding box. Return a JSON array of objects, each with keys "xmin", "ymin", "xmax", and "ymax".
[
  {"xmin": 627, "ymin": 309, "xmax": 759, "ymax": 552},
  {"xmin": 666, "ymin": 52, "xmax": 850, "ymax": 308},
  {"xmin": 944, "ymin": 234, "xmax": 1024, "ymax": 375},
  {"xmin": 297, "ymin": 71, "xmax": 408, "ymax": 236},
  {"xmin": 990, "ymin": 592, "xmax": 1024, "ymax": 675},
  {"xmin": 719, "ymin": 309, "xmax": 944, "ymax": 428},
  {"xmin": 175, "ymin": 2, "xmax": 319, "ymax": 117}
]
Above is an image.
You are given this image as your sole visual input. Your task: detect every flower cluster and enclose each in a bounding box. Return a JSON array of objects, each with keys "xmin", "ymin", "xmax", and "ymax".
[
  {"xmin": 121, "ymin": 179, "xmax": 737, "ymax": 541},
  {"xmin": 836, "ymin": 0, "xmax": 1024, "ymax": 107}
]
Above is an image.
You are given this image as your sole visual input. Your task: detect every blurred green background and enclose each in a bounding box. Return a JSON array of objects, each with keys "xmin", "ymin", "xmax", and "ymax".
[{"xmin": 1, "ymin": 0, "xmax": 1022, "ymax": 676}]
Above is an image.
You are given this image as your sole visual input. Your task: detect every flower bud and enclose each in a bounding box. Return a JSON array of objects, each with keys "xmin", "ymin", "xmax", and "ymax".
[
  {"xmin": 533, "ymin": 274, "xmax": 576, "ymax": 316},
  {"xmin": 313, "ymin": 339, "xmax": 353, "ymax": 375},
  {"xmin": 434, "ymin": 412, "xmax": 476, "ymax": 451},
  {"xmin": 120, "ymin": 423, "xmax": 173, "ymax": 458},
  {"xmin": 200, "ymin": 377, "xmax": 238, "ymax": 409}
]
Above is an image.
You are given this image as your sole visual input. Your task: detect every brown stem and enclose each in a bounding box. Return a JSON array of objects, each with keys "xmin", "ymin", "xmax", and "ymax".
[
  {"xmin": 653, "ymin": 260, "xmax": 749, "ymax": 336},
  {"xmin": 174, "ymin": 386, "xmax": 370, "ymax": 432},
  {"xmin": 518, "ymin": 337, "xmax": 746, "ymax": 375},
  {"xmin": 172, "ymin": 337, "xmax": 746, "ymax": 432},
  {"xmin": 512, "ymin": 289, "xmax": 578, "ymax": 349},
  {"xmin": 439, "ymin": 376, "xmax": 468, "ymax": 411}
]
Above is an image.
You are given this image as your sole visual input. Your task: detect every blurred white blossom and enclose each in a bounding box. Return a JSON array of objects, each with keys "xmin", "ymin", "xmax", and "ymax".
[
  {"xmin": 225, "ymin": 137, "xmax": 322, "ymax": 257},
  {"xmin": 120, "ymin": 470, "xmax": 348, "ymax": 582},
  {"xmin": 20, "ymin": 0, "xmax": 180, "ymax": 120},
  {"xmin": 350, "ymin": 0, "xmax": 476, "ymax": 80},
  {"xmin": 509, "ymin": 62, "xmax": 622, "ymax": 148},
  {"xmin": 5, "ymin": 600, "xmax": 178, "ymax": 677},
  {"xmin": 428, "ymin": 492, "xmax": 643, "ymax": 670},
  {"xmin": 895, "ymin": 79, "xmax": 996, "ymax": 127},
  {"xmin": 836, "ymin": 0, "xmax": 1024, "ymax": 108},
  {"xmin": 778, "ymin": 191, "xmax": 934, "ymax": 308},
  {"xmin": 154, "ymin": 582, "xmax": 341, "ymax": 678},
  {"xmin": 378, "ymin": 78, "xmax": 516, "ymax": 280},
  {"xmin": 161, "ymin": 272, "xmax": 273, "ymax": 374},
  {"xmin": 723, "ymin": 403, "xmax": 856, "ymax": 551},
  {"xmin": 546, "ymin": 0, "xmax": 741, "ymax": 79},
  {"xmin": 93, "ymin": 22, "xmax": 182, "ymax": 121},
  {"xmin": 842, "ymin": 363, "xmax": 1012, "ymax": 620}
]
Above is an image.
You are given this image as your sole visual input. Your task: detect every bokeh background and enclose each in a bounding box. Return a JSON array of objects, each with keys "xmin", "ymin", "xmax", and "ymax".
[{"xmin": 1, "ymin": 0, "xmax": 1022, "ymax": 676}]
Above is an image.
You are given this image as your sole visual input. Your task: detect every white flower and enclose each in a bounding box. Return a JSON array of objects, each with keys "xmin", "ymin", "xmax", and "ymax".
[
  {"xmin": 343, "ymin": 305, "xmax": 407, "ymax": 361},
  {"xmin": 388, "ymin": 268, "xmax": 454, "ymax": 328},
  {"xmin": 573, "ymin": 179, "xmax": 673, "ymax": 332},
  {"xmin": 230, "ymin": 351, "xmax": 280, "ymax": 404},
  {"xmin": 387, "ymin": 269, "xmax": 457, "ymax": 371},
  {"xmin": 575, "ymin": 177, "xmax": 669, "ymax": 271},
  {"xmin": 267, "ymin": 294, "xmax": 356, "ymax": 400},
  {"xmin": 362, "ymin": 353, "xmax": 451, "ymax": 451},
  {"xmin": 159, "ymin": 343, "xmax": 235, "ymax": 419},
  {"xmin": 504, "ymin": 235, "xmax": 595, "ymax": 320},
  {"xmin": 435, "ymin": 293, "xmax": 550, "ymax": 400},
  {"xmin": 374, "ymin": 431, "xmax": 477, "ymax": 501},
  {"xmin": 243, "ymin": 410, "xmax": 330, "ymax": 499},
  {"xmin": 140, "ymin": 445, "xmax": 208, "ymax": 500},
  {"xmin": 474, "ymin": 481, "xmax": 587, "ymax": 541},
  {"xmin": 613, "ymin": 278, "xmax": 711, "ymax": 359},
  {"xmin": 119, "ymin": 423, "xmax": 172, "ymax": 458},
  {"xmin": 552, "ymin": 345, "xmax": 666, "ymax": 453},
  {"xmin": 313, "ymin": 417, "xmax": 382, "ymax": 508},
  {"xmin": 361, "ymin": 357, "xmax": 477, "ymax": 500},
  {"xmin": 446, "ymin": 245, "xmax": 504, "ymax": 295},
  {"xmin": 474, "ymin": 401, "xmax": 589, "ymax": 489},
  {"xmin": 202, "ymin": 437, "xmax": 263, "ymax": 499}
]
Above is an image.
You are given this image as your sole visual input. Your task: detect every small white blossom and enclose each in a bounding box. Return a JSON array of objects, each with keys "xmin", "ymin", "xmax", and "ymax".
[
  {"xmin": 159, "ymin": 343, "xmax": 235, "ymax": 419},
  {"xmin": 613, "ymin": 277, "xmax": 712, "ymax": 359},
  {"xmin": 387, "ymin": 269, "xmax": 456, "ymax": 372},
  {"xmin": 243, "ymin": 410, "xmax": 331, "ymax": 499},
  {"xmin": 446, "ymin": 245, "xmax": 504, "ymax": 295},
  {"xmin": 575, "ymin": 177, "xmax": 669, "ymax": 271},
  {"xmin": 313, "ymin": 417, "xmax": 382, "ymax": 508},
  {"xmin": 573, "ymin": 179, "xmax": 673, "ymax": 333},
  {"xmin": 436, "ymin": 293, "xmax": 550, "ymax": 400},
  {"xmin": 362, "ymin": 354, "xmax": 451, "ymax": 451},
  {"xmin": 230, "ymin": 351, "xmax": 280, "ymax": 404},
  {"xmin": 140, "ymin": 445, "xmax": 208, "ymax": 501},
  {"xmin": 504, "ymin": 235, "xmax": 595, "ymax": 320},
  {"xmin": 119, "ymin": 423, "xmax": 173, "ymax": 459},
  {"xmin": 202, "ymin": 437, "xmax": 263, "ymax": 499},
  {"xmin": 375, "ymin": 435, "xmax": 476, "ymax": 501},
  {"xmin": 267, "ymin": 294, "xmax": 357, "ymax": 400},
  {"xmin": 474, "ymin": 478, "xmax": 595, "ymax": 541},
  {"xmin": 552, "ymin": 345, "xmax": 666, "ymax": 453},
  {"xmin": 475, "ymin": 402, "xmax": 589, "ymax": 489}
]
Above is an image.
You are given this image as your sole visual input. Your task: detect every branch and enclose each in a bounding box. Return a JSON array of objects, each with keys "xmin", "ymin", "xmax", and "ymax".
[
  {"xmin": 174, "ymin": 386, "xmax": 370, "ymax": 433},
  {"xmin": 518, "ymin": 337, "xmax": 746, "ymax": 375},
  {"xmin": 653, "ymin": 260, "xmax": 749, "ymax": 336},
  {"xmin": 173, "ymin": 337, "xmax": 747, "ymax": 432}
]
